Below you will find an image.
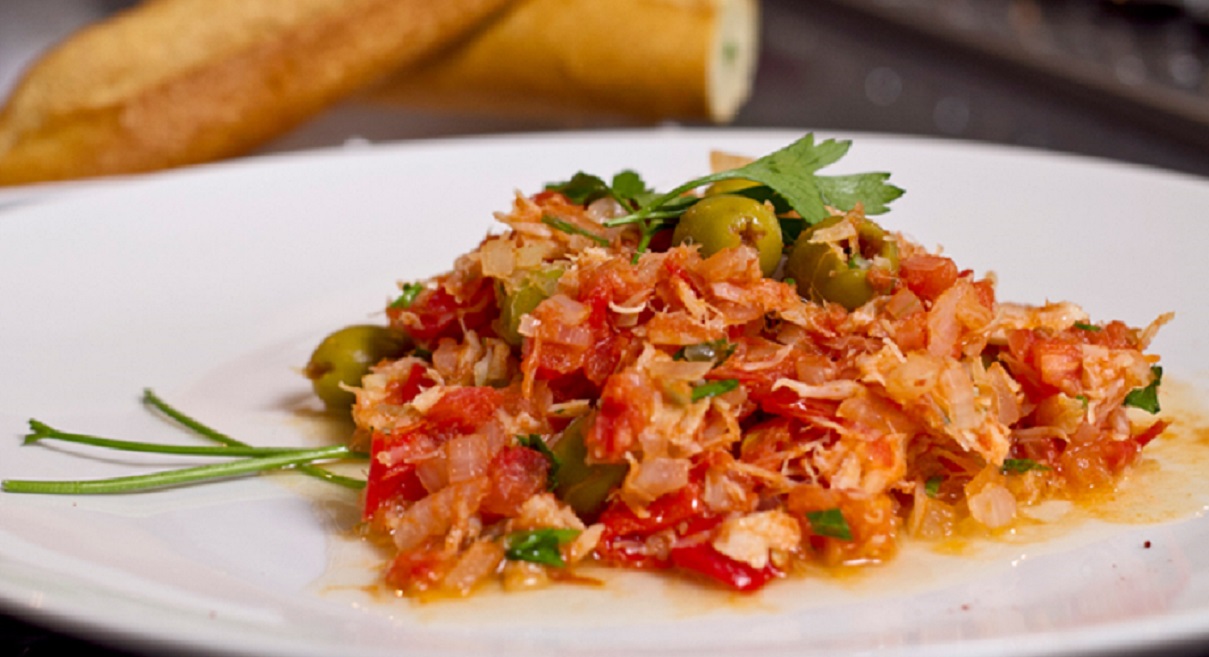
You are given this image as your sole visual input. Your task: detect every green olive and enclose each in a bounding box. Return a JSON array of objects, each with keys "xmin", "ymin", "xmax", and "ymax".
[
  {"xmin": 496, "ymin": 267, "xmax": 563, "ymax": 346},
  {"xmin": 785, "ymin": 215, "xmax": 899, "ymax": 311},
  {"xmin": 304, "ymin": 325, "xmax": 412, "ymax": 412},
  {"xmin": 704, "ymin": 178, "xmax": 758, "ymax": 196},
  {"xmin": 551, "ymin": 415, "xmax": 629, "ymax": 519},
  {"xmin": 672, "ymin": 194, "xmax": 783, "ymax": 276}
]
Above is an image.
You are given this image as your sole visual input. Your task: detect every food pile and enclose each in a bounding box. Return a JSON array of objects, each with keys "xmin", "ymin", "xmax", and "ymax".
[{"xmin": 308, "ymin": 135, "xmax": 1170, "ymax": 597}]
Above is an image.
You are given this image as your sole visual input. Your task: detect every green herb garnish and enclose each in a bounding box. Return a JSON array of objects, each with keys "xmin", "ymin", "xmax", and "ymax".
[
  {"xmin": 609, "ymin": 170, "xmax": 652, "ymax": 206},
  {"xmin": 517, "ymin": 434, "xmax": 562, "ymax": 490},
  {"xmin": 1073, "ymin": 322, "xmax": 1101, "ymax": 332},
  {"xmin": 2, "ymin": 445, "xmax": 357, "ymax": 495},
  {"xmin": 503, "ymin": 528, "xmax": 581, "ymax": 567},
  {"xmin": 545, "ymin": 170, "xmax": 653, "ymax": 209},
  {"xmin": 1123, "ymin": 366, "xmax": 1163, "ymax": 414},
  {"xmin": 691, "ymin": 378, "xmax": 739, "ymax": 402},
  {"xmin": 603, "ymin": 134, "xmax": 904, "ymax": 259},
  {"xmin": 22, "ymin": 419, "xmax": 316, "ymax": 457},
  {"xmin": 1000, "ymin": 458, "xmax": 1051, "ymax": 475},
  {"xmin": 924, "ymin": 476, "xmax": 943, "ymax": 498},
  {"xmin": 143, "ymin": 388, "xmax": 365, "ymax": 488},
  {"xmin": 541, "ymin": 214, "xmax": 610, "ymax": 246},
  {"xmin": 806, "ymin": 508, "xmax": 853, "ymax": 541},
  {"xmin": 390, "ymin": 282, "xmax": 424, "ymax": 309},
  {"xmin": 2, "ymin": 389, "xmax": 368, "ymax": 495}
]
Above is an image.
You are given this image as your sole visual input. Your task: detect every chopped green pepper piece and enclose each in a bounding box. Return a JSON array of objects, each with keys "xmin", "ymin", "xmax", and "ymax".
[{"xmin": 551, "ymin": 416, "xmax": 628, "ymax": 519}]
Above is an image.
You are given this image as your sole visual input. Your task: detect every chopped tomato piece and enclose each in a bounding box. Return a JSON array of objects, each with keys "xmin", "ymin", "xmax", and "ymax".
[
  {"xmin": 669, "ymin": 542, "xmax": 779, "ymax": 592},
  {"xmin": 481, "ymin": 446, "xmax": 550, "ymax": 517},
  {"xmin": 364, "ymin": 387, "xmax": 506, "ymax": 519},
  {"xmin": 531, "ymin": 190, "xmax": 569, "ymax": 205},
  {"xmin": 384, "ymin": 548, "xmax": 449, "ymax": 593},
  {"xmin": 364, "ymin": 431, "xmax": 428, "ymax": 519},
  {"xmin": 756, "ymin": 386, "xmax": 839, "ymax": 424},
  {"xmin": 383, "ymin": 362, "xmax": 432, "ymax": 406},
  {"xmin": 1134, "ymin": 419, "xmax": 1170, "ymax": 448},
  {"xmin": 586, "ymin": 369, "xmax": 653, "ymax": 461},
  {"xmin": 424, "ymin": 387, "xmax": 503, "ymax": 435},
  {"xmin": 1005, "ymin": 329, "xmax": 1084, "ymax": 398},
  {"xmin": 595, "ymin": 484, "xmax": 716, "ymax": 568},
  {"xmin": 390, "ymin": 278, "xmax": 495, "ymax": 343},
  {"xmin": 900, "ymin": 254, "xmax": 958, "ymax": 303}
]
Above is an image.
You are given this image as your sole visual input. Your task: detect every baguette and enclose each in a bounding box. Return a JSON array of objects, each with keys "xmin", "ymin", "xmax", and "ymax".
[
  {"xmin": 0, "ymin": 0, "xmax": 514, "ymax": 185},
  {"xmin": 365, "ymin": 0, "xmax": 759, "ymax": 124}
]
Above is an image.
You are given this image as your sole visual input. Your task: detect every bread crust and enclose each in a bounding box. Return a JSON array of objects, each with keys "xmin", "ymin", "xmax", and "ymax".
[
  {"xmin": 0, "ymin": 0, "xmax": 514, "ymax": 185},
  {"xmin": 365, "ymin": 0, "xmax": 759, "ymax": 124}
]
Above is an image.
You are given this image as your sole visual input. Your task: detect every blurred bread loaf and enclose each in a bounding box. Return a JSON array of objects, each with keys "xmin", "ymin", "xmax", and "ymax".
[
  {"xmin": 0, "ymin": 0, "xmax": 514, "ymax": 185},
  {"xmin": 368, "ymin": 0, "xmax": 760, "ymax": 123}
]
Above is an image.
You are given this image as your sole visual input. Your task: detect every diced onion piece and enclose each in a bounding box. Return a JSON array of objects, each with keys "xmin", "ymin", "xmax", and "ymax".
[
  {"xmin": 446, "ymin": 434, "xmax": 494, "ymax": 483},
  {"xmin": 937, "ymin": 363, "xmax": 978, "ymax": 430},
  {"xmin": 392, "ymin": 479, "xmax": 487, "ymax": 552},
  {"xmin": 624, "ymin": 457, "xmax": 691, "ymax": 504},
  {"xmin": 881, "ymin": 352, "xmax": 941, "ymax": 403},
  {"xmin": 884, "ymin": 288, "xmax": 924, "ymax": 319},
  {"xmin": 566, "ymin": 524, "xmax": 605, "ymax": 564},
  {"xmin": 587, "ymin": 197, "xmax": 625, "ymax": 222},
  {"xmin": 479, "ymin": 238, "xmax": 516, "ymax": 278},
  {"xmin": 711, "ymin": 510, "xmax": 801, "ymax": 569},
  {"xmin": 441, "ymin": 540, "xmax": 505, "ymax": 595},
  {"xmin": 772, "ymin": 378, "xmax": 862, "ymax": 400},
  {"xmin": 648, "ymin": 359, "xmax": 714, "ymax": 383},
  {"xmin": 966, "ymin": 481, "xmax": 1016, "ymax": 529},
  {"xmin": 502, "ymin": 560, "xmax": 549, "ymax": 591}
]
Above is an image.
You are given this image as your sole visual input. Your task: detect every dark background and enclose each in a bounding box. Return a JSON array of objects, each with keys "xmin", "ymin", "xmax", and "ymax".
[{"xmin": 1, "ymin": 0, "xmax": 1208, "ymax": 655}]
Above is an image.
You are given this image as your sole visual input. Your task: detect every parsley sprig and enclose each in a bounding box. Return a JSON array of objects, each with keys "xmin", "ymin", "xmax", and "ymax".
[
  {"xmin": 1124, "ymin": 366, "xmax": 1163, "ymax": 414},
  {"xmin": 541, "ymin": 214, "xmax": 610, "ymax": 246},
  {"xmin": 806, "ymin": 508, "xmax": 853, "ymax": 541},
  {"xmin": 390, "ymin": 282, "xmax": 424, "ymax": 309},
  {"xmin": 1000, "ymin": 458, "xmax": 1051, "ymax": 475},
  {"xmin": 2, "ymin": 389, "xmax": 367, "ymax": 495},
  {"xmin": 504, "ymin": 528, "xmax": 581, "ymax": 567},
  {"xmin": 545, "ymin": 170, "xmax": 653, "ymax": 209},
  {"xmin": 595, "ymin": 134, "xmax": 903, "ymax": 259},
  {"xmin": 691, "ymin": 378, "xmax": 739, "ymax": 401}
]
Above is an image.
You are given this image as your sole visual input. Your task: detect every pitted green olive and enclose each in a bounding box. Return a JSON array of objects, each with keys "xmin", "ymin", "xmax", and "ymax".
[
  {"xmin": 672, "ymin": 194, "xmax": 783, "ymax": 276},
  {"xmin": 704, "ymin": 178, "xmax": 758, "ymax": 196},
  {"xmin": 552, "ymin": 415, "xmax": 628, "ymax": 519},
  {"xmin": 496, "ymin": 267, "xmax": 563, "ymax": 346},
  {"xmin": 304, "ymin": 325, "xmax": 412, "ymax": 412},
  {"xmin": 785, "ymin": 215, "xmax": 899, "ymax": 311}
]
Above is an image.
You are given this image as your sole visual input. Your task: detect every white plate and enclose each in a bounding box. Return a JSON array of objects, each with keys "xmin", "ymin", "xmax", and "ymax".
[{"xmin": 1, "ymin": 129, "xmax": 1208, "ymax": 657}]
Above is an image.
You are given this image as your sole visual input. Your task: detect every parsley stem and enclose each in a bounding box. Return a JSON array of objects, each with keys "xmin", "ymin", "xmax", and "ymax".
[
  {"xmin": 142, "ymin": 388, "xmax": 365, "ymax": 489},
  {"xmin": 630, "ymin": 219, "xmax": 666, "ymax": 263},
  {"xmin": 541, "ymin": 214, "xmax": 610, "ymax": 246},
  {"xmin": 605, "ymin": 199, "xmax": 698, "ymax": 227},
  {"xmin": 142, "ymin": 388, "xmax": 240, "ymax": 446},
  {"xmin": 2, "ymin": 446, "xmax": 357, "ymax": 495},
  {"xmin": 24, "ymin": 420, "xmax": 337, "ymax": 457}
]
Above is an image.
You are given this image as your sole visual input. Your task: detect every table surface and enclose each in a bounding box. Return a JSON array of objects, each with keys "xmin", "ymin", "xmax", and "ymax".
[{"xmin": 1, "ymin": 0, "xmax": 1208, "ymax": 655}]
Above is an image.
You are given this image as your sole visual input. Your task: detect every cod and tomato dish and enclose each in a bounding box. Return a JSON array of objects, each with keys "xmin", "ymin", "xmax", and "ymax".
[{"xmin": 307, "ymin": 135, "xmax": 1170, "ymax": 597}]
